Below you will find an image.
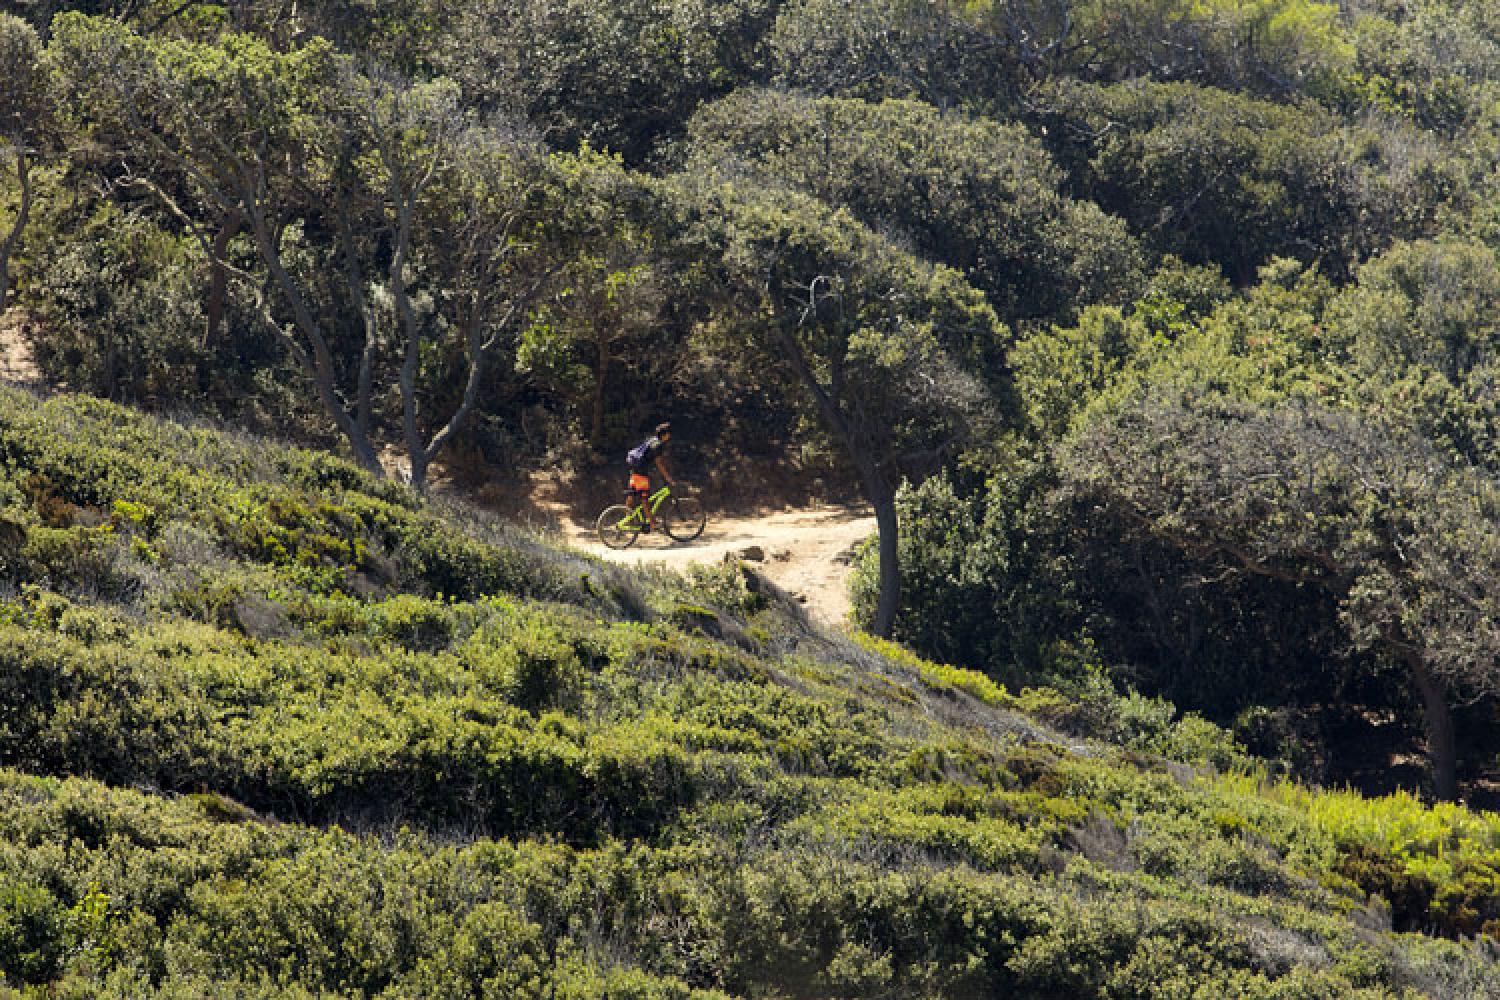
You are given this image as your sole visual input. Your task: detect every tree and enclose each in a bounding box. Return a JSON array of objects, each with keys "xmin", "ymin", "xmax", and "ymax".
[
  {"xmin": 1032, "ymin": 79, "xmax": 1458, "ymax": 283},
  {"xmin": 1072, "ymin": 0, "xmax": 1354, "ymax": 93},
  {"xmin": 433, "ymin": 0, "xmax": 781, "ymax": 163},
  {"xmin": 1327, "ymin": 238, "xmax": 1500, "ymax": 473},
  {"xmin": 341, "ymin": 68, "xmax": 554, "ymax": 492},
  {"xmin": 769, "ymin": 0, "xmax": 1075, "ymax": 112},
  {"xmin": 870, "ymin": 261, "xmax": 1348, "ymax": 714},
  {"xmin": 662, "ymin": 174, "xmax": 1004, "ymax": 635},
  {"xmin": 52, "ymin": 16, "xmax": 388, "ymax": 469},
  {"xmin": 1062, "ymin": 388, "xmax": 1500, "ymax": 799},
  {"xmin": 506, "ymin": 151, "xmax": 668, "ymax": 454},
  {"xmin": 53, "ymin": 15, "xmax": 557, "ymax": 488},
  {"xmin": 0, "ymin": 12, "xmax": 50, "ymax": 315},
  {"xmin": 560, "ymin": 241, "xmax": 662, "ymax": 453},
  {"xmin": 770, "ymin": 0, "xmax": 1351, "ymax": 107},
  {"xmin": 379, "ymin": 103, "xmax": 557, "ymax": 492},
  {"xmin": 686, "ymin": 90, "xmax": 1144, "ymax": 325}
]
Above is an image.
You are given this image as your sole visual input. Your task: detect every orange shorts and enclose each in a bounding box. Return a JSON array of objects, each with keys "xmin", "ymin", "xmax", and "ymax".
[{"xmin": 629, "ymin": 473, "xmax": 650, "ymax": 493}]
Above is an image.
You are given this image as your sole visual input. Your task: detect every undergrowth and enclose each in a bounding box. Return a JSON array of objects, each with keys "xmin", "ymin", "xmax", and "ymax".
[{"xmin": 0, "ymin": 389, "xmax": 1497, "ymax": 998}]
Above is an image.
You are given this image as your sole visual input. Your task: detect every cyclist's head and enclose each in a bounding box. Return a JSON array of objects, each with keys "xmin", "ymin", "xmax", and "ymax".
[{"xmin": 655, "ymin": 421, "xmax": 672, "ymax": 441}]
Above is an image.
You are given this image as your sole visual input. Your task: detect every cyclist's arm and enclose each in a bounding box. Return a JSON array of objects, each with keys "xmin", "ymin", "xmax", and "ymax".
[{"xmin": 655, "ymin": 454, "xmax": 674, "ymax": 485}]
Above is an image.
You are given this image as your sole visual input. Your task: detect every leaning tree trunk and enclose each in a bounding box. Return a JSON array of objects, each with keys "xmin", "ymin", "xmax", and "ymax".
[
  {"xmin": 248, "ymin": 209, "xmax": 382, "ymax": 475},
  {"xmin": 774, "ymin": 325, "xmax": 902, "ymax": 636},
  {"xmin": 1406, "ymin": 652, "xmax": 1459, "ymax": 801}
]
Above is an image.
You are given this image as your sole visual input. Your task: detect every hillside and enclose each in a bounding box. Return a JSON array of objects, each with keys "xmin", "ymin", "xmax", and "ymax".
[
  {"xmin": 0, "ymin": 389, "xmax": 1498, "ymax": 997},
  {"xmin": 4, "ymin": 0, "xmax": 1499, "ymax": 804}
]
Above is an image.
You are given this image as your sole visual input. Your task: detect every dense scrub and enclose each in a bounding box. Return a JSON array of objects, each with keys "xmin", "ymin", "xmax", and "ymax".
[
  {"xmin": 861, "ymin": 245, "xmax": 1499, "ymax": 800},
  {"xmin": 3, "ymin": 0, "xmax": 1500, "ymax": 989},
  {"xmin": 0, "ymin": 391, "xmax": 1498, "ymax": 995},
  {"xmin": 3, "ymin": 3, "xmax": 1497, "ymax": 753}
]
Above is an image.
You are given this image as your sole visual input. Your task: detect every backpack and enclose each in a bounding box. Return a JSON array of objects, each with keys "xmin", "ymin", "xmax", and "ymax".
[{"xmin": 626, "ymin": 438, "xmax": 654, "ymax": 471}]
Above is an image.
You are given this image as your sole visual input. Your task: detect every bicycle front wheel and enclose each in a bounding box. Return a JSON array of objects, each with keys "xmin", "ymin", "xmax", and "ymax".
[
  {"xmin": 662, "ymin": 495, "xmax": 706, "ymax": 542},
  {"xmin": 596, "ymin": 504, "xmax": 640, "ymax": 549}
]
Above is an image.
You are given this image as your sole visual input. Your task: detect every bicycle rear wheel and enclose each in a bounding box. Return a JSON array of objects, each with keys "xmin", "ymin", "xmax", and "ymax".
[
  {"xmin": 662, "ymin": 495, "xmax": 706, "ymax": 542},
  {"xmin": 596, "ymin": 504, "xmax": 641, "ymax": 549}
]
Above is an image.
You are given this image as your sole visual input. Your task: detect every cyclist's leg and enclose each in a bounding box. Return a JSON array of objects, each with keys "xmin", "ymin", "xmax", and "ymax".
[
  {"xmin": 645, "ymin": 480, "xmax": 656, "ymax": 529},
  {"xmin": 627, "ymin": 472, "xmax": 651, "ymax": 529}
]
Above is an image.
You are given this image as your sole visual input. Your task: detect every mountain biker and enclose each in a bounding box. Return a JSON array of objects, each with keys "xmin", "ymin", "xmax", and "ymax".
[{"xmin": 626, "ymin": 422, "xmax": 675, "ymax": 532}]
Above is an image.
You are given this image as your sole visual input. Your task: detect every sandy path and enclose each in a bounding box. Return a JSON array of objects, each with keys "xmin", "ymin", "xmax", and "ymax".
[
  {"xmin": 0, "ymin": 325, "xmax": 873, "ymax": 625},
  {"xmin": 559, "ymin": 505, "xmax": 877, "ymax": 627},
  {"xmin": 0, "ymin": 314, "xmax": 42, "ymax": 388}
]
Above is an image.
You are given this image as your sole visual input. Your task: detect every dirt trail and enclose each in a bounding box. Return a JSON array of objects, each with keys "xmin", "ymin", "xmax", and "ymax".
[
  {"xmin": 558, "ymin": 502, "xmax": 877, "ymax": 627},
  {"xmin": 0, "ymin": 315, "xmax": 43, "ymax": 388},
  {"xmin": 0, "ymin": 326, "xmax": 873, "ymax": 624}
]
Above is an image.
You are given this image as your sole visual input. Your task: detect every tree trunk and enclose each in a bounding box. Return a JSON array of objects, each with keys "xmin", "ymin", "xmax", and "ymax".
[
  {"xmin": 408, "ymin": 449, "xmax": 430, "ymax": 494},
  {"xmin": 203, "ymin": 216, "xmax": 240, "ymax": 347},
  {"xmin": 867, "ymin": 472, "xmax": 900, "ymax": 638},
  {"xmin": 334, "ymin": 200, "xmax": 379, "ymax": 438},
  {"xmin": 388, "ymin": 191, "xmax": 428, "ymax": 494},
  {"xmin": 1407, "ymin": 652, "xmax": 1459, "ymax": 801},
  {"xmin": 0, "ymin": 152, "xmax": 33, "ymax": 315},
  {"xmin": 397, "ymin": 339, "xmax": 423, "ymax": 490},
  {"xmin": 591, "ymin": 332, "xmax": 608, "ymax": 450},
  {"xmin": 773, "ymin": 323, "xmax": 902, "ymax": 636},
  {"xmin": 248, "ymin": 207, "xmax": 382, "ymax": 475}
]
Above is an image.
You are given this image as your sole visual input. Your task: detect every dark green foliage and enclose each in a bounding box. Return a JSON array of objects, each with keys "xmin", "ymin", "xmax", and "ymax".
[
  {"xmin": 1061, "ymin": 385, "xmax": 1500, "ymax": 794},
  {"xmin": 769, "ymin": 0, "xmax": 1354, "ymax": 107},
  {"xmin": 687, "ymin": 90, "xmax": 1145, "ymax": 324},
  {"xmin": 1034, "ymin": 79, "xmax": 1460, "ymax": 282},
  {"xmin": 1074, "ymin": 0, "xmax": 1354, "ymax": 94},
  {"xmin": 23, "ymin": 202, "xmax": 291, "ymax": 416},
  {"xmin": 0, "ymin": 878, "xmax": 64, "ymax": 987},
  {"xmin": 0, "ymin": 10, "xmax": 49, "ymax": 315},
  {"xmin": 433, "ymin": 0, "xmax": 782, "ymax": 163},
  {"xmin": 849, "ymin": 463, "xmax": 1078, "ymax": 681},
  {"xmin": 868, "ymin": 253, "xmax": 1500, "ymax": 802},
  {"xmin": 768, "ymin": 0, "xmax": 1044, "ymax": 112}
]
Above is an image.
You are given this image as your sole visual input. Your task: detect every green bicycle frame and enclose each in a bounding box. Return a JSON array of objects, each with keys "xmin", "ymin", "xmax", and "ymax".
[{"xmin": 618, "ymin": 485, "xmax": 674, "ymax": 527}]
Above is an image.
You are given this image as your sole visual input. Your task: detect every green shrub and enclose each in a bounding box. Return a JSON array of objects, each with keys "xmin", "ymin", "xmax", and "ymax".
[{"xmin": 0, "ymin": 878, "xmax": 64, "ymax": 986}]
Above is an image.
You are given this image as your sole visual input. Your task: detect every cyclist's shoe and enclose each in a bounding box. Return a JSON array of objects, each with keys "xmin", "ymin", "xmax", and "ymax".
[{"xmin": 642, "ymin": 523, "xmax": 652, "ymax": 534}]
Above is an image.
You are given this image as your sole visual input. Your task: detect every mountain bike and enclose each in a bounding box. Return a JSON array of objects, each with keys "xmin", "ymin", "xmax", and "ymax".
[{"xmin": 596, "ymin": 483, "xmax": 706, "ymax": 549}]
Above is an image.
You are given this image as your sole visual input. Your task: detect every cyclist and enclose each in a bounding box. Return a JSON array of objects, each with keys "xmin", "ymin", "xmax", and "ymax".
[{"xmin": 625, "ymin": 422, "xmax": 675, "ymax": 532}]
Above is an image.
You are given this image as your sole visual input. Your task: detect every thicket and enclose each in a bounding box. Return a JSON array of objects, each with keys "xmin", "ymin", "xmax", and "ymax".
[
  {"xmin": 0, "ymin": 391, "xmax": 1499, "ymax": 996},
  {"xmin": 860, "ymin": 247, "xmax": 1500, "ymax": 799},
  {"xmin": 1, "ymin": 0, "xmax": 1498, "ymax": 893}
]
